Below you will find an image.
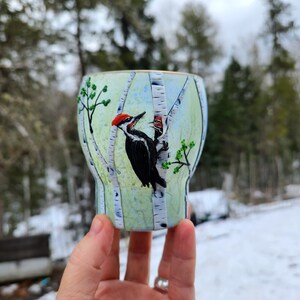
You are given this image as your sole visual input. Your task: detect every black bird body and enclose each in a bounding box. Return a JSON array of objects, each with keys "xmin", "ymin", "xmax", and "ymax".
[
  {"xmin": 125, "ymin": 128, "xmax": 166, "ymax": 190},
  {"xmin": 112, "ymin": 112, "xmax": 166, "ymax": 191}
]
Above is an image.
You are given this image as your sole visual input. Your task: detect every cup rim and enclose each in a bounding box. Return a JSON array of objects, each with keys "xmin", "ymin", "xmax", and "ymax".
[{"xmin": 84, "ymin": 69, "xmax": 202, "ymax": 77}]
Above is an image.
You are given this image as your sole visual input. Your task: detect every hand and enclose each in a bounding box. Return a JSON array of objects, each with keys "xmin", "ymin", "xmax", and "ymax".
[{"xmin": 56, "ymin": 214, "xmax": 196, "ymax": 300}]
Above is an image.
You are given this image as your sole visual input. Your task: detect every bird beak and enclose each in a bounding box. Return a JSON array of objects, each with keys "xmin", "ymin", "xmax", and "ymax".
[{"xmin": 133, "ymin": 111, "xmax": 146, "ymax": 123}]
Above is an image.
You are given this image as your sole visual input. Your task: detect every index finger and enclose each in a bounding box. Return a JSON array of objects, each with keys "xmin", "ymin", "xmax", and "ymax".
[
  {"xmin": 168, "ymin": 219, "xmax": 196, "ymax": 300},
  {"xmin": 57, "ymin": 214, "xmax": 115, "ymax": 299},
  {"xmin": 100, "ymin": 228, "xmax": 120, "ymax": 281}
]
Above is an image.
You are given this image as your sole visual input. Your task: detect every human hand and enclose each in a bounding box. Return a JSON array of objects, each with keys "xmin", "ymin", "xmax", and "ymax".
[{"xmin": 56, "ymin": 214, "xmax": 196, "ymax": 300}]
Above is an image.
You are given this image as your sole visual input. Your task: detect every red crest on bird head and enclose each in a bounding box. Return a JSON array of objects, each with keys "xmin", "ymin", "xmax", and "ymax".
[
  {"xmin": 111, "ymin": 114, "xmax": 131, "ymax": 126},
  {"xmin": 153, "ymin": 116, "xmax": 163, "ymax": 128}
]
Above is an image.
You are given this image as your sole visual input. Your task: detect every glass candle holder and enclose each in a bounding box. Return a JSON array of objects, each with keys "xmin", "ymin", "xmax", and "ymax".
[{"xmin": 77, "ymin": 70, "xmax": 207, "ymax": 231}]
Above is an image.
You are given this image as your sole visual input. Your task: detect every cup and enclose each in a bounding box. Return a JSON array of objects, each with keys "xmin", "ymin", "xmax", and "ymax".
[{"xmin": 77, "ymin": 70, "xmax": 207, "ymax": 231}]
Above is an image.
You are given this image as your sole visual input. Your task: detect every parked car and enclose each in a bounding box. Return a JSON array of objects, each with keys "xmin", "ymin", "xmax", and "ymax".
[{"xmin": 189, "ymin": 189, "xmax": 230, "ymax": 225}]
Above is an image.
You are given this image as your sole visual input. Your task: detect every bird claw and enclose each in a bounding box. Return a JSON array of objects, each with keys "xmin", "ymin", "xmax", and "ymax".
[
  {"xmin": 157, "ymin": 141, "xmax": 169, "ymax": 158},
  {"xmin": 162, "ymin": 141, "xmax": 169, "ymax": 151}
]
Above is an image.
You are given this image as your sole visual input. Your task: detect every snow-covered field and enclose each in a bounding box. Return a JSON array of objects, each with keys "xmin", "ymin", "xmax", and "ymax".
[
  {"xmin": 4, "ymin": 196, "xmax": 300, "ymax": 300},
  {"xmin": 144, "ymin": 198, "xmax": 300, "ymax": 300},
  {"xmin": 194, "ymin": 199, "xmax": 300, "ymax": 300}
]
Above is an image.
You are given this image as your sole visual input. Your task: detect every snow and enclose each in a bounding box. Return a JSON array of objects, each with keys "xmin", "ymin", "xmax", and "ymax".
[
  {"xmin": 45, "ymin": 168, "xmax": 62, "ymax": 194},
  {"xmin": 194, "ymin": 200, "xmax": 300, "ymax": 300},
  {"xmin": 14, "ymin": 203, "xmax": 82, "ymax": 260},
  {"xmin": 28, "ymin": 283, "xmax": 42, "ymax": 295},
  {"xmin": 285, "ymin": 184, "xmax": 300, "ymax": 198},
  {"xmin": 1, "ymin": 284, "xmax": 18, "ymax": 296},
  {"xmin": 121, "ymin": 197, "xmax": 300, "ymax": 300},
  {"xmin": 12, "ymin": 193, "xmax": 300, "ymax": 300},
  {"xmin": 189, "ymin": 189, "xmax": 229, "ymax": 221},
  {"xmin": 38, "ymin": 291, "xmax": 57, "ymax": 300}
]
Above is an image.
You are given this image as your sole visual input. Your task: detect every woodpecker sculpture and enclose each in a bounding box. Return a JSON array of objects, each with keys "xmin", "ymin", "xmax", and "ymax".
[{"xmin": 112, "ymin": 111, "xmax": 167, "ymax": 191}]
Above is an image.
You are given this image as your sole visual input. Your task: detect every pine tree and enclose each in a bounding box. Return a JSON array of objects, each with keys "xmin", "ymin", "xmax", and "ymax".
[
  {"xmin": 44, "ymin": 0, "xmax": 102, "ymax": 78},
  {"xmin": 0, "ymin": 0, "xmax": 57, "ymax": 235},
  {"xmin": 261, "ymin": 0, "xmax": 299, "ymax": 198},
  {"xmin": 175, "ymin": 2, "xmax": 221, "ymax": 75},
  {"xmin": 202, "ymin": 57, "xmax": 261, "ymax": 199},
  {"xmin": 87, "ymin": 0, "xmax": 160, "ymax": 70}
]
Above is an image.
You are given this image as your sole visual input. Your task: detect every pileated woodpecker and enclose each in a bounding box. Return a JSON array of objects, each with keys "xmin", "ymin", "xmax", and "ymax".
[
  {"xmin": 112, "ymin": 111, "xmax": 166, "ymax": 191},
  {"xmin": 153, "ymin": 115, "xmax": 163, "ymax": 142}
]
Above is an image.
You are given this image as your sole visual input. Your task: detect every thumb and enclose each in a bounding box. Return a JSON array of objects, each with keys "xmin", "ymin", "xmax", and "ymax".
[{"xmin": 57, "ymin": 214, "xmax": 115, "ymax": 300}]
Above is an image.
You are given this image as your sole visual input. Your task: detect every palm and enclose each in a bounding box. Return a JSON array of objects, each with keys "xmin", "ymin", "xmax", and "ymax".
[{"xmin": 95, "ymin": 279, "xmax": 167, "ymax": 299}]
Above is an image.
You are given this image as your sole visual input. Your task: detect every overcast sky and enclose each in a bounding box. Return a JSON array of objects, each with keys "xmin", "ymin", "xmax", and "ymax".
[
  {"xmin": 149, "ymin": 0, "xmax": 300, "ymax": 66},
  {"xmin": 62, "ymin": 0, "xmax": 300, "ymax": 93}
]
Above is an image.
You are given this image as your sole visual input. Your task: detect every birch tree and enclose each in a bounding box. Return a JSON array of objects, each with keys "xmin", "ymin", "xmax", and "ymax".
[
  {"xmin": 77, "ymin": 77, "xmax": 111, "ymax": 213},
  {"xmin": 107, "ymin": 72, "xmax": 135, "ymax": 228},
  {"xmin": 261, "ymin": 0, "xmax": 299, "ymax": 198},
  {"xmin": 149, "ymin": 72, "xmax": 169, "ymax": 229}
]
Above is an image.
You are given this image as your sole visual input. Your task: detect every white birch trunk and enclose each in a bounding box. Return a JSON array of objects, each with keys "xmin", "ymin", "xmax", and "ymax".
[
  {"xmin": 79, "ymin": 103, "xmax": 105, "ymax": 213},
  {"xmin": 150, "ymin": 72, "xmax": 168, "ymax": 229},
  {"xmin": 165, "ymin": 76, "xmax": 189, "ymax": 130},
  {"xmin": 193, "ymin": 76, "xmax": 208, "ymax": 175},
  {"xmin": 108, "ymin": 72, "xmax": 136, "ymax": 229},
  {"xmin": 165, "ymin": 76, "xmax": 190, "ymax": 217},
  {"xmin": 90, "ymin": 133, "xmax": 109, "ymax": 170}
]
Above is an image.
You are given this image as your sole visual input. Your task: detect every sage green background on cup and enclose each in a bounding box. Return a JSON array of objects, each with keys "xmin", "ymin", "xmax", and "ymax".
[{"xmin": 77, "ymin": 70, "xmax": 207, "ymax": 231}]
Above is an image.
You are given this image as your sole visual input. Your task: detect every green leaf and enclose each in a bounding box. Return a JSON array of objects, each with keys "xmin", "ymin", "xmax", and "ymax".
[
  {"xmin": 189, "ymin": 141, "xmax": 195, "ymax": 149},
  {"xmin": 181, "ymin": 139, "xmax": 187, "ymax": 151},
  {"xmin": 176, "ymin": 150, "xmax": 183, "ymax": 160},
  {"xmin": 89, "ymin": 104, "xmax": 95, "ymax": 110},
  {"xmin": 162, "ymin": 161, "xmax": 171, "ymax": 169},
  {"xmin": 90, "ymin": 91, "xmax": 96, "ymax": 99},
  {"xmin": 77, "ymin": 96, "xmax": 81, "ymax": 103},
  {"xmin": 103, "ymin": 99, "xmax": 111, "ymax": 107},
  {"xmin": 102, "ymin": 85, "xmax": 108, "ymax": 93},
  {"xmin": 86, "ymin": 77, "xmax": 91, "ymax": 88},
  {"xmin": 92, "ymin": 84, "xmax": 97, "ymax": 91},
  {"xmin": 173, "ymin": 166, "xmax": 180, "ymax": 174}
]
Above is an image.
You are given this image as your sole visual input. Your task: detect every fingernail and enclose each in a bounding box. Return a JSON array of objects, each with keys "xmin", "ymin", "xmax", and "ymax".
[{"xmin": 89, "ymin": 217, "xmax": 103, "ymax": 236}]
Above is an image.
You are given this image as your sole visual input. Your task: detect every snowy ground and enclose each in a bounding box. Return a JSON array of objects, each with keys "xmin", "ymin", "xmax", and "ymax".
[
  {"xmin": 122, "ymin": 198, "xmax": 300, "ymax": 300},
  {"xmin": 13, "ymin": 203, "xmax": 83, "ymax": 260},
  {"xmin": 196, "ymin": 199, "xmax": 300, "ymax": 300},
  {"xmin": 4, "ymin": 196, "xmax": 300, "ymax": 300}
]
